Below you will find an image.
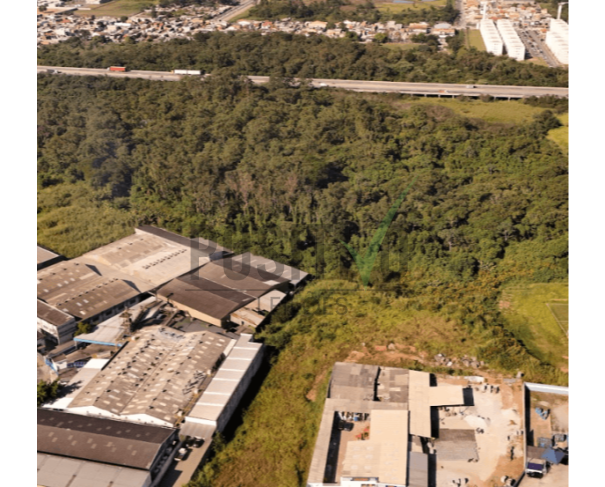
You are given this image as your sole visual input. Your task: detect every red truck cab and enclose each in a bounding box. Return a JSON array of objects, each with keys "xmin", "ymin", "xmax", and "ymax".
[{"xmin": 108, "ymin": 66, "xmax": 126, "ymax": 72}]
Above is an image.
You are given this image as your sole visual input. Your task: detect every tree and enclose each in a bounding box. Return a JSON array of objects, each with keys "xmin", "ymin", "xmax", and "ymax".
[
  {"xmin": 39, "ymin": 5, "xmax": 47, "ymax": 12},
  {"xmin": 38, "ymin": 380, "xmax": 60, "ymax": 407},
  {"xmin": 373, "ymin": 33, "xmax": 388, "ymax": 44},
  {"xmin": 120, "ymin": 16, "xmax": 128, "ymax": 23},
  {"xmin": 74, "ymin": 321, "xmax": 93, "ymax": 336}
]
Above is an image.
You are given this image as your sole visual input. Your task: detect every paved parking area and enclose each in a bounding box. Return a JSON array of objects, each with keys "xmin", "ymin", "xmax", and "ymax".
[{"xmin": 158, "ymin": 441, "xmax": 213, "ymax": 487}]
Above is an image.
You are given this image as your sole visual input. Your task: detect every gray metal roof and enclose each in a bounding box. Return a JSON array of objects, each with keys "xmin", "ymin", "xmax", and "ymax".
[
  {"xmin": 68, "ymin": 326, "xmax": 232, "ymax": 425},
  {"xmin": 230, "ymin": 252, "xmax": 309, "ymax": 284},
  {"xmin": 37, "ymin": 409, "xmax": 175, "ymax": 470},
  {"xmin": 37, "ymin": 299, "xmax": 74, "ymax": 326},
  {"xmin": 37, "ymin": 453, "xmax": 150, "ymax": 487},
  {"xmin": 157, "ymin": 275, "xmax": 255, "ymax": 320}
]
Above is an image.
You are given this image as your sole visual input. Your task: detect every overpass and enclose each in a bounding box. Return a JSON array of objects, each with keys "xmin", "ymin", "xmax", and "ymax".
[{"xmin": 37, "ymin": 66, "xmax": 569, "ymax": 99}]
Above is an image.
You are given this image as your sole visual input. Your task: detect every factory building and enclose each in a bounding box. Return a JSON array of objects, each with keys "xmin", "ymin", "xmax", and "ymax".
[
  {"xmin": 181, "ymin": 334, "xmax": 264, "ymax": 439},
  {"xmin": 307, "ymin": 363, "xmax": 465, "ymax": 487},
  {"xmin": 158, "ymin": 253, "xmax": 305, "ymax": 329},
  {"xmin": 496, "ymin": 19, "xmax": 526, "ymax": 62},
  {"xmin": 480, "ymin": 19, "xmax": 504, "ymax": 56},
  {"xmin": 37, "ymin": 299, "xmax": 77, "ymax": 345},
  {"xmin": 64, "ymin": 326, "xmax": 231, "ymax": 427},
  {"xmin": 37, "ymin": 409, "xmax": 180, "ymax": 487},
  {"xmin": 36, "ymin": 226, "xmax": 230, "ymax": 345},
  {"xmin": 546, "ymin": 19, "xmax": 569, "ymax": 65}
]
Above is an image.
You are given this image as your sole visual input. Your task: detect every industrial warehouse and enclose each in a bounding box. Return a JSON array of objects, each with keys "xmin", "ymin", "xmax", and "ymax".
[
  {"xmin": 37, "ymin": 226, "xmax": 307, "ymax": 349},
  {"xmin": 37, "ymin": 409, "xmax": 180, "ymax": 487},
  {"xmin": 307, "ymin": 363, "xmax": 466, "ymax": 487},
  {"xmin": 37, "ymin": 226, "xmax": 303, "ymax": 486}
]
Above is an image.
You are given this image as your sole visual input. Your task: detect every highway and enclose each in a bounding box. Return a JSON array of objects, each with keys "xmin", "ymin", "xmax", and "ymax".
[
  {"xmin": 37, "ymin": 66, "xmax": 569, "ymax": 99},
  {"xmin": 214, "ymin": 0, "xmax": 257, "ymax": 23}
]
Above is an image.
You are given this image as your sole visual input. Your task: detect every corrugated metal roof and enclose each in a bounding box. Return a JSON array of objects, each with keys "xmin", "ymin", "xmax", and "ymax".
[
  {"xmin": 37, "ymin": 453, "xmax": 150, "ymax": 487},
  {"xmin": 37, "ymin": 410, "xmax": 174, "ymax": 470}
]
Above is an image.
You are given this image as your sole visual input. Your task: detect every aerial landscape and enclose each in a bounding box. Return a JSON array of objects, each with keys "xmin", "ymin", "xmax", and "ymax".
[{"xmin": 37, "ymin": 1, "xmax": 569, "ymax": 487}]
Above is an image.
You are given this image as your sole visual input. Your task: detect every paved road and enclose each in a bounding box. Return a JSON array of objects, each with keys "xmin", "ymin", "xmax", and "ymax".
[
  {"xmin": 37, "ymin": 66, "xmax": 569, "ymax": 99},
  {"xmin": 214, "ymin": 0, "xmax": 256, "ymax": 23},
  {"xmin": 527, "ymin": 29, "xmax": 560, "ymax": 68}
]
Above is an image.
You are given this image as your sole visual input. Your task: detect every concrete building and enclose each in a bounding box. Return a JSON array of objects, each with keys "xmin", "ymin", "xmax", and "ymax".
[
  {"xmin": 497, "ymin": 19, "xmax": 526, "ymax": 61},
  {"xmin": 182, "ymin": 334, "xmax": 263, "ymax": 438},
  {"xmin": 307, "ymin": 363, "xmax": 465, "ymax": 487},
  {"xmin": 65, "ymin": 326, "xmax": 232, "ymax": 427},
  {"xmin": 480, "ymin": 19, "xmax": 504, "ymax": 56},
  {"xmin": 37, "ymin": 299, "xmax": 77, "ymax": 345},
  {"xmin": 545, "ymin": 19, "xmax": 568, "ymax": 65},
  {"xmin": 37, "ymin": 409, "xmax": 179, "ymax": 487}
]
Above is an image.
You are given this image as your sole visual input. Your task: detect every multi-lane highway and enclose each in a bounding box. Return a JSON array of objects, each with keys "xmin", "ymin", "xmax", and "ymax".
[{"xmin": 37, "ymin": 66, "xmax": 569, "ymax": 99}]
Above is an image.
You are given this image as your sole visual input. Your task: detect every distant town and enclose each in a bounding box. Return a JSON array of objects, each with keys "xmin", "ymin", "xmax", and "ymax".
[{"xmin": 37, "ymin": 0, "xmax": 568, "ymax": 67}]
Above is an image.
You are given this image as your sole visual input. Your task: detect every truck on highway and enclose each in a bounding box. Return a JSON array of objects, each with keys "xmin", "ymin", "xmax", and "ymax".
[
  {"xmin": 173, "ymin": 69, "xmax": 202, "ymax": 75},
  {"xmin": 108, "ymin": 66, "xmax": 127, "ymax": 72}
]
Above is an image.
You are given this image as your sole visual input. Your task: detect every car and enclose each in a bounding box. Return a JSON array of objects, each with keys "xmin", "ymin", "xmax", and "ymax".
[
  {"xmin": 175, "ymin": 447, "xmax": 188, "ymax": 461},
  {"xmin": 318, "ymin": 82, "xmax": 328, "ymax": 88},
  {"xmin": 465, "ymin": 85, "xmax": 475, "ymax": 89}
]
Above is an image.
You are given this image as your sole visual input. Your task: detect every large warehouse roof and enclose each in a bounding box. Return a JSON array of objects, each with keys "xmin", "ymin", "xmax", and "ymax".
[
  {"xmin": 230, "ymin": 252, "xmax": 309, "ymax": 286},
  {"xmin": 37, "ymin": 299, "xmax": 74, "ymax": 326},
  {"xmin": 68, "ymin": 326, "xmax": 232, "ymax": 425},
  {"xmin": 37, "ymin": 409, "xmax": 175, "ymax": 470},
  {"xmin": 194, "ymin": 257, "xmax": 289, "ymax": 298},
  {"xmin": 158, "ymin": 273, "xmax": 255, "ymax": 320},
  {"xmin": 77, "ymin": 226, "xmax": 222, "ymax": 293},
  {"xmin": 37, "ymin": 261, "xmax": 140, "ymax": 320},
  {"xmin": 37, "ymin": 453, "xmax": 151, "ymax": 487},
  {"xmin": 187, "ymin": 335, "xmax": 263, "ymax": 424}
]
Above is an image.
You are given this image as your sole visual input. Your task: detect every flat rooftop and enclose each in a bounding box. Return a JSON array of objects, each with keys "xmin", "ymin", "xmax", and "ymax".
[{"xmin": 307, "ymin": 363, "xmax": 464, "ymax": 486}]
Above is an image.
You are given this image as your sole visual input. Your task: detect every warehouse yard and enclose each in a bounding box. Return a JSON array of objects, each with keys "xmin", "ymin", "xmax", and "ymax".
[{"xmin": 434, "ymin": 376, "xmax": 525, "ymax": 487}]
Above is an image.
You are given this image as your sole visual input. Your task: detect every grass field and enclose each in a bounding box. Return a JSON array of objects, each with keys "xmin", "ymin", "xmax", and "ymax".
[
  {"xmin": 466, "ymin": 28, "xmax": 486, "ymax": 51},
  {"xmin": 402, "ymin": 98, "xmax": 547, "ymax": 124},
  {"xmin": 525, "ymin": 57, "xmax": 549, "ymax": 67},
  {"xmin": 500, "ymin": 283, "xmax": 569, "ymax": 370},
  {"xmin": 376, "ymin": 0, "xmax": 447, "ymax": 13},
  {"xmin": 75, "ymin": 0, "xmax": 157, "ymax": 18},
  {"xmin": 548, "ymin": 112, "xmax": 569, "ymax": 154}
]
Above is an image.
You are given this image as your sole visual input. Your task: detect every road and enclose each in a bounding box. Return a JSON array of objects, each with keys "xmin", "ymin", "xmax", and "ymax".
[
  {"xmin": 526, "ymin": 29, "xmax": 560, "ymax": 68},
  {"xmin": 213, "ymin": 0, "xmax": 256, "ymax": 23},
  {"xmin": 37, "ymin": 66, "xmax": 569, "ymax": 99}
]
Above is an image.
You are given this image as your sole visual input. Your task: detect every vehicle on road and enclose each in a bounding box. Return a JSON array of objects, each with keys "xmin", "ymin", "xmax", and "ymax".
[
  {"xmin": 108, "ymin": 66, "xmax": 127, "ymax": 72},
  {"xmin": 173, "ymin": 69, "xmax": 202, "ymax": 75},
  {"xmin": 317, "ymin": 83, "xmax": 328, "ymax": 88},
  {"xmin": 175, "ymin": 447, "xmax": 188, "ymax": 461},
  {"xmin": 465, "ymin": 85, "xmax": 475, "ymax": 89}
]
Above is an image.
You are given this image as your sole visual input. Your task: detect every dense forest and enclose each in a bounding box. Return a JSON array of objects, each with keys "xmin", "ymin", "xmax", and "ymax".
[
  {"xmin": 38, "ymin": 32, "xmax": 569, "ymax": 87},
  {"xmin": 38, "ymin": 73, "xmax": 568, "ymax": 486},
  {"xmin": 246, "ymin": 0, "xmax": 459, "ymax": 24}
]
